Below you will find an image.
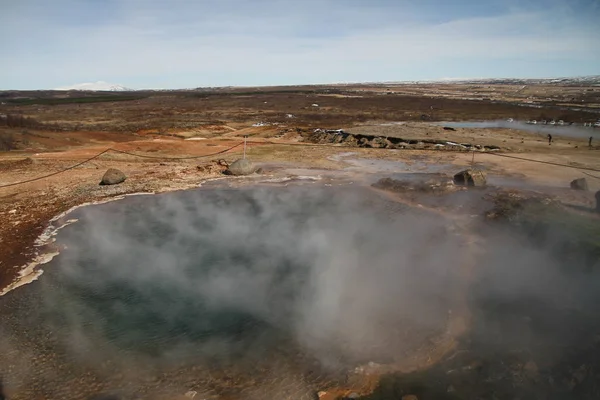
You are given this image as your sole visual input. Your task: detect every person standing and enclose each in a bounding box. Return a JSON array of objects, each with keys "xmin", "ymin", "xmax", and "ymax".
[
  {"xmin": 547, "ymin": 134, "xmax": 553, "ymax": 145},
  {"xmin": 589, "ymin": 136, "xmax": 593, "ymax": 148}
]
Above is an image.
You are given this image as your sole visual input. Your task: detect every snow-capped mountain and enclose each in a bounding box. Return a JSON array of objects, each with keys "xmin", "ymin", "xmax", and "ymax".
[{"xmin": 54, "ymin": 81, "xmax": 132, "ymax": 91}]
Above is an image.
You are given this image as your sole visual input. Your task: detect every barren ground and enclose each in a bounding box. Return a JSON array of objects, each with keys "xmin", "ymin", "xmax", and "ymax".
[{"xmin": 1, "ymin": 83, "xmax": 600, "ymax": 399}]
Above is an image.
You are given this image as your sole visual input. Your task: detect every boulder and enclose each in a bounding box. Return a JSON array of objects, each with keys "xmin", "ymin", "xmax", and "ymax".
[
  {"xmin": 226, "ymin": 159, "xmax": 257, "ymax": 176},
  {"xmin": 570, "ymin": 178, "xmax": 588, "ymax": 191},
  {"xmin": 453, "ymin": 169, "xmax": 486, "ymax": 187},
  {"xmin": 100, "ymin": 168, "xmax": 126, "ymax": 185},
  {"xmin": 373, "ymin": 175, "xmax": 455, "ymax": 194}
]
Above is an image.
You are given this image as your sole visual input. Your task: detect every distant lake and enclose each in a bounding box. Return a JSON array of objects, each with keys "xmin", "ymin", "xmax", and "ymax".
[{"xmin": 437, "ymin": 120, "xmax": 599, "ymax": 139}]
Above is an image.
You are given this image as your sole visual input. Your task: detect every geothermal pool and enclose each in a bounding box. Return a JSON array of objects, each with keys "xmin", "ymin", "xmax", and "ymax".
[
  {"xmin": 0, "ymin": 185, "xmax": 463, "ymax": 399},
  {"xmin": 2, "ymin": 177, "xmax": 600, "ymax": 400}
]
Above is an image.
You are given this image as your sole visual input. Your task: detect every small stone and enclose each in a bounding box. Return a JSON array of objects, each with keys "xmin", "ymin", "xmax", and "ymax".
[
  {"xmin": 570, "ymin": 178, "xmax": 588, "ymax": 191},
  {"xmin": 226, "ymin": 159, "xmax": 257, "ymax": 176},
  {"xmin": 100, "ymin": 168, "xmax": 126, "ymax": 185},
  {"xmin": 453, "ymin": 169, "xmax": 486, "ymax": 187}
]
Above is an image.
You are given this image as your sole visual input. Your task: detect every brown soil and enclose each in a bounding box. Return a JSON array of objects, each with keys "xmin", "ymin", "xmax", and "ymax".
[{"xmin": 1, "ymin": 83, "xmax": 600, "ymax": 399}]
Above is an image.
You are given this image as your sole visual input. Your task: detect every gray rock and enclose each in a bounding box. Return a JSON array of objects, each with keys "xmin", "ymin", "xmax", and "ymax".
[
  {"xmin": 100, "ymin": 168, "xmax": 126, "ymax": 185},
  {"xmin": 226, "ymin": 159, "xmax": 257, "ymax": 176},
  {"xmin": 570, "ymin": 178, "xmax": 588, "ymax": 191},
  {"xmin": 453, "ymin": 169, "xmax": 486, "ymax": 187}
]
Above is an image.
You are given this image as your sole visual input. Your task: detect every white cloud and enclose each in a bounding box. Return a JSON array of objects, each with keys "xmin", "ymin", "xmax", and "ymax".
[{"xmin": 0, "ymin": 0, "xmax": 598, "ymax": 89}]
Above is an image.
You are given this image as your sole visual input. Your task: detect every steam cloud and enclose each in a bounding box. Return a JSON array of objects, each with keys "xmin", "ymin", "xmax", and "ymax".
[
  {"xmin": 1, "ymin": 184, "xmax": 599, "ymax": 398},
  {"xmin": 44, "ymin": 186, "xmax": 462, "ymax": 366}
]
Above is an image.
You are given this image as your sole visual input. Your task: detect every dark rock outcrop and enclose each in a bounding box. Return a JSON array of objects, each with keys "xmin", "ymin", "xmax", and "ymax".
[
  {"xmin": 373, "ymin": 174, "xmax": 456, "ymax": 194},
  {"xmin": 100, "ymin": 168, "xmax": 126, "ymax": 185},
  {"xmin": 226, "ymin": 159, "xmax": 257, "ymax": 176},
  {"xmin": 453, "ymin": 169, "xmax": 486, "ymax": 187},
  {"xmin": 305, "ymin": 130, "xmax": 501, "ymax": 152},
  {"xmin": 570, "ymin": 178, "xmax": 588, "ymax": 191}
]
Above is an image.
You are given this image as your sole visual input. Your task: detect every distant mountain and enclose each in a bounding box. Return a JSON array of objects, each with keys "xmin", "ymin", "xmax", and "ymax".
[{"xmin": 54, "ymin": 81, "xmax": 132, "ymax": 91}]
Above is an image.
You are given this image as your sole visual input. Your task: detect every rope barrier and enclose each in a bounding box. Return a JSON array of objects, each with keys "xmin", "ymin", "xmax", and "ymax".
[
  {"xmin": 0, "ymin": 149, "xmax": 112, "ymax": 189},
  {"xmin": 258, "ymin": 140, "xmax": 600, "ymax": 173},
  {"xmin": 2, "ymin": 138, "xmax": 599, "ymax": 189},
  {"xmin": 0, "ymin": 142, "xmax": 244, "ymax": 189},
  {"xmin": 108, "ymin": 142, "xmax": 243, "ymax": 160},
  {"xmin": 582, "ymin": 171, "xmax": 600, "ymax": 181},
  {"xmin": 481, "ymin": 151, "xmax": 600, "ymax": 173}
]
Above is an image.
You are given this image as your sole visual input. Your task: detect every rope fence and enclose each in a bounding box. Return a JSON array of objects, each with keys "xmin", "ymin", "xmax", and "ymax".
[
  {"xmin": 0, "ymin": 142, "xmax": 243, "ymax": 189},
  {"xmin": 2, "ymin": 138, "xmax": 600, "ymax": 189}
]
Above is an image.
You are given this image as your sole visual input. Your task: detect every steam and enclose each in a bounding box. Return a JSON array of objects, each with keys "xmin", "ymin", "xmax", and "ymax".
[
  {"xmin": 1, "ymin": 184, "xmax": 599, "ymax": 398},
  {"xmin": 43, "ymin": 186, "xmax": 462, "ymax": 366}
]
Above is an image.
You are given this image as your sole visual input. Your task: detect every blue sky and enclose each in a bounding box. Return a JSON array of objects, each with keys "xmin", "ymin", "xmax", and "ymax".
[{"xmin": 1, "ymin": 0, "xmax": 599, "ymax": 89}]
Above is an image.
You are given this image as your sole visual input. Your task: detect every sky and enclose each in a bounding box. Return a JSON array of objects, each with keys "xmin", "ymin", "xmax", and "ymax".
[{"xmin": 1, "ymin": 0, "xmax": 599, "ymax": 89}]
